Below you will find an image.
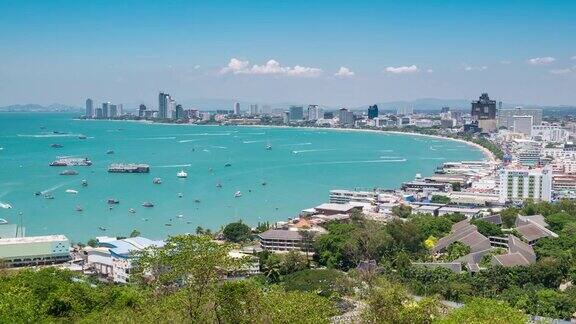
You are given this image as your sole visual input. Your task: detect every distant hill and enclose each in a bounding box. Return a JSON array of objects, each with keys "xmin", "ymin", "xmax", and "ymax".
[{"xmin": 0, "ymin": 103, "xmax": 81, "ymax": 112}]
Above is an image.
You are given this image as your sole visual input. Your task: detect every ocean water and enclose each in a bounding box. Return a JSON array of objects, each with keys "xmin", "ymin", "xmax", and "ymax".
[{"xmin": 0, "ymin": 113, "xmax": 484, "ymax": 242}]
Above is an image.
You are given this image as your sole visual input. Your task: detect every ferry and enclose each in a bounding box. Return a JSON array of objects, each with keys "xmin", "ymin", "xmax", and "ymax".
[
  {"xmin": 50, "ymin": 157, "xmax": 92, "ymax": 167},
  {"xmin": 153, "ymin": 178, "xmax": 162, "ymax": 184},
  {"xmin": 142, "ymin": 202, "xmax": 154, "ymax": 208},
  {"xmin": 177, "ymin": 170, "xmax": 188, "ymax": 178},
  {"xmin": 60, "ymin": 170, "xmax": 79, "ymax": 176},
  {"xmin": 234, "ymin": 191, "xmax": 242, "ymax": 198}
]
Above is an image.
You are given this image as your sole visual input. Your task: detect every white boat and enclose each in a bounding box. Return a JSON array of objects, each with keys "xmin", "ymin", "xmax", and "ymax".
[
  {"xmin": 0, "ymin": 202, "xmax": 12, "ymax": 209},
  {"xmin": 153, "ymin": 177, "xmax": 162, "ymax": 184},
  {"xmin": 177, "ymin": 170, "xmax": 188, "ymax": 178},
  {"xmin": 128, "ymin": 208, "xmax": 136, "ymax": 213},
  {"xmin": 0, "ymin": 218, "xmax": 8, "ymax": 224},
  {"xmin": 234, "ymin": 191, "xmax": 242, "ymax": 198},
  {"xmin": 65, "ymin": 189, "xmax": 78, "ymax": 194}
]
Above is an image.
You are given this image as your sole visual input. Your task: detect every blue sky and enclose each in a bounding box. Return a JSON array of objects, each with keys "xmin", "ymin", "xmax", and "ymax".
[{"xmin": 0, "ymin": 0, "xmax": 575, "ymax": 107}]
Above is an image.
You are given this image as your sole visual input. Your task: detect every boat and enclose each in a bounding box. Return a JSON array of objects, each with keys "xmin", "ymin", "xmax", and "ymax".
[
  {"xmin": 34, "ymin": 191, "xmax": 42, "ymax": 196},
  {"xmin": 65, "ymin": 189, "xmax": 78, "ymax": 194},
  {"xmin": 128, "ymin": 208, "xmax": 136, "ymax": 213},
  {"xmin": 153, "ymin": 178, "xmax": 162, "ymax": 184},
  {"xmin": 177, "ymin": 170, "xmax": 188, "ymax": 178},
  {"xmin": 0, "ymin": 218, "xmax": 8, "ymax": 224},
  {"xmin": 194, "ymin": 199, "xmax": 201, "ymax": 203},
  {"xmin": 50, "ymin": 143, "xmax": 63, "ymax": 148},
  {"xmin": 106, "ymin": 150, "xmax": 114, "ymax": 155},
  {"xmin": 266, "ymin": 143, "xmax": 272, "ymax": 150},
  {"xmin": 0, "ymin": 202, "xmax": 12, "ymax": 209},
  {"xmin": 44, "ymin": 194, "xmax": 55, "ymax": 200},
  {"xmin": 261, "ymin": 182, "xmax": 267, "ymax": 186},
  {"xmin": 216, "ymin": 182, "xmax": 222, "ymax": 188},
  {"xmin": 177, "ymin": 214, "xmax": 183, "ymax": 218},
  {"xmin": 108, "ymin": 163, "xmax": 150, "ymax": 173},
  {"xmin": 178, "ymin": 193, "xmax": 183, "ymax": 198},
  {"xmin": 142, "ymin": 202, "xmax": 154, "ymax": 208},
  {"xmin": 50, "ymin": 157, "xmax": 92, "ymax": 167},
  {"xmin": 81, "ymin": 179, "xmax": 88, "ymax": 187},
  {"xmin": 164, "ymin": 223, "xmax": 172, "ymax": 227},
  {"xmin": 107, "ymin": 198, "xmax": 120, "ymax": 205},
  {"xmin": 224, "ymin": 163, "xmax": 231, "ymax": 167},
  {"xmin": 98, "ymin": 226, "xmax": 107, "ymax": 231},
  {"xmin": 75, "ymin": 205, "xmax": 83, "ymax": 212},
  {"xmin": 78, "ymin": 135, "xmax": 87, "ymax": 139},
  {"xmin": 234, "ymin": 191, "xmax": 242, "ymax": 198},
  {"xmin": 60, "ymin": 170, "xmax": 79, "ymax": 176}
]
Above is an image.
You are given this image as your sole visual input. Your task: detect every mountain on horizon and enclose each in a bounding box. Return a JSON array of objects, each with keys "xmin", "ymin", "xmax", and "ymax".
[{"xmin": 0, "ymin": 103, "xmax": 81, "ymax": 112}]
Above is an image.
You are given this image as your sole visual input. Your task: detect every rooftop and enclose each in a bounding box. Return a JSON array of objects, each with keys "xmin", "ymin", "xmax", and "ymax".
[
  {"xmin": 0, "ymin": 234, "xmax": 69, "ymax": 245},
  {"xmin": 258, "ymin": 229, "xmax": 303, "ymax": 241}
]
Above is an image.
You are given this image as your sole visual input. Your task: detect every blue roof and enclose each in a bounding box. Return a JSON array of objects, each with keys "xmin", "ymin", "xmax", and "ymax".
[{"xmin": 107, "ymin": 236, "xmax": 164, "ymax": 259}]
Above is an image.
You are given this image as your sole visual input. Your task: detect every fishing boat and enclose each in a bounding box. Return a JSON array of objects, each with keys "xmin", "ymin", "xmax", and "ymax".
[
  {"xmin": 107, "ymin": 198, "xmax": 120, "ymax": 205},
  {"xmin": 153, "ymin": 177, "xmax": 162, "ymax": 184},
  {"xmin": 65, "ymin": 189, "xmax": 78, "ymax": 194},
  {"xmin": 177, "ymin": 170, "xmax": 188, "ymax": 178},
  {"xmin": 142, "ymin": 202, "xmax": 154, "ymax": 208},
  {"xmin": 234, "ymin": 191, "xmax": 242, "ymax": 198}
]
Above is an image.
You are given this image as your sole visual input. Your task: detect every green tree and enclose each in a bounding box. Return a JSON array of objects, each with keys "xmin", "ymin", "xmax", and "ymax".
[
  {"xmin": 431, "ymin": 195, "xmax": 451, "ymax": 204},
  {"xmin": 471, "ymin": 219, "xmax": 503, "ymax": 237},
  {"xmin": 130, "ymin": 229, "xmax": 141, "ymax": 237},
  {"xmin": 87, "ymin": 238, "xmax": 98, "ymax": 247},
  {"xmin": 443, "ymin": 242, "xmax": 470, "ymax": 261},
  {"xmin": 392, "ymin": 205, "xmax": 413, "ymax": 218},
  {"xmin": 282, "ymin": 269, "xmax": 351, "ymax": 298},
  {"xmin": 435, "ymin": 298, "xmax": 526, "ymax": 324},
  {"xmin": 222, "ymin": 221, "xmax": 252, "ymax": 242},
  {"xmin": 500, "ymin": 207, "xmax": 519, "ymax": 228}
]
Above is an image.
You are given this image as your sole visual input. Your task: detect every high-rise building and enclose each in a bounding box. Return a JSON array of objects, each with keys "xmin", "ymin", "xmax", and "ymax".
[
  {"xmin": 497, "ymin": 107, "xmax": 542, "ymax": 129},
  {"xmin": 85, "ymin": 98, "xmax": 94, "ymax": 118},
  {"xmin": 138, "ymin": 104, "xmax": 147, "ymax": 117},
  {"xmin": 289, "ymin": 106, "xmax": 304, "ymax": 120},
  {"xmin": 397, "ymin": 107, "xmax": 413, "ymax": 116},
  {"xmin": 261, "ymin": 105, "xmax": 272, "ymax": 115},
  {"xmin": 339, "ymin": 108, "xmax": 354, "ymax": 126},
  {"xmin": 158, "ymin": 92, "xmax": 170, "ymax": 119},
  {"xmin": 168, "ymin": 97, "xmax": 176, "ymax": 119},
  {"xmin": 95, "ymin": 108, "xmax": 103, "ymax": 119},
  {"xmin": 307, "ymin": 105, "xmax": 321, "ymax": 121},
  {"xmin": 367, "ymin": 105, "xmax": 378, "ymax": 119},
  {"xmin": 513, "ymin": 115, "xmax": 533, "ymax": 136},
  {"xmin": 109, "ymin": 104, "xmax": 118, "ymax": 118},
  {"xmin": 498, "ymin": 165, "xmax": 553, "ymax": 203},
  {"xmin": 233, "ymin": 102, "xmax": 241, "ymax": 115},
  {"xmin": 249, "ymin": 104, "xmax": 259, "ymax": 115},
  {"xmin": 117, "ymin": 104, "xmax": 123, "ymax": 116},
  {"xmin": 471, "ymin": 93, "xmax": 497, "ymax": 132},
  {"xmin": 102, "ymin": 102, "xmax": 110, "ymax": 118},
  {"xmin": 175, "ymin": 104, "xmax": 184, "ymax": 119}
]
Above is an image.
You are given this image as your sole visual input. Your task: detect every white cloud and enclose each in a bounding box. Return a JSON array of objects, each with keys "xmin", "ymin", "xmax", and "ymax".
[
  {"xmin": 384, "ymin": 65, "xmax": 419, "ymax": 74},
  {"xmin": 550, "ymin": 67, "xmax": 575, "ymax": 75},
  {"xmin": 334, "ymin": 66, "xmax": 355, "ymax": 77},
  {"xmin": 571, "ymin": 56, "xmax": 576, "ymax": 60},
  {"xmin": 527, "ymin": 57, "xmax": 556, "ymax": 65},
  {"xmin": 463, "ymin": 64, "xmax": 487, "ymax": 71},
  {"xmin": 426, "ymin": 69, "xmax": 434, "ymax": 73},
  {"xmin": 500, "ymin": 60, "xmax": 512, "ymax": 65},
  {"xmin": 220, "ymin": 58, "xmax": 322, "ymax": 77}
]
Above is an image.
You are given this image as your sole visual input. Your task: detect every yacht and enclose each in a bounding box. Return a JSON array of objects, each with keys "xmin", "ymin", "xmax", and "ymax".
[
  {"xmin": 153, "ymin": 178, "xmax": 162, "ymax": 184},
  {"xmin": 177, "ymin": 170, "xmax": 188, "ymax": 178},
  {"xmin": 234, "ymin": 191, "xmax": 242, "ymax": 198},
  {"xmin": 0, "ymin": 202, "xmax": 13, "ymax": 209},
  {"xmin": 142, "ymin": 202, "xmax": 154, "ymax": 208},
  {"xmin": 0, "ymin": 218, "xmax": 8, "ymax": 224},
  {"xmin": 78, "ymin": 135, "xmax": 87, "ymax": 139}
]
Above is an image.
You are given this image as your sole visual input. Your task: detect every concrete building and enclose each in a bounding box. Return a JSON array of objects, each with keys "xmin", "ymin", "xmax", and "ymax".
[
  {"xmin": 471, "ymin": 93, "xmax": 497, "ymax": 132},
  {"xmin": 0, "ymin": 235, "xmax": 70, "ymax": 267},
  {"xmin": 102, "ymin": 102, "xmax": 110, "ymax": 118},
  {"xmin": 95, "ymin": 108, "xmax": 103, "ymax": 118},
  {"xmin": 513, "ymin": 115, "xmax": 533, "ymax": 136},
  {"xmin": 249, "ymin": 104, "xmax": 259, "ymax": 115},
  {"xmin": 338, "ymin": 108, "xmax": 354, "ymax": 126},
  {"xmin": 138, "ymin": 104, "xmax": 147, "ymax": 117},
  {"xmin": 367, "ymin": 105, "xmax": 378, "ymax": 119},
  {"xmin": 307, "ymin": 105, "xmax": 322, "ymax": 121},
  {"xmin": 158, "ymin": 92, "xmax": 170, "ymax": 119},
  {"xmin": 329, "ymin": 190, "xmax": 378, "ymax": 204},
  {"xmin": 109, "ymin": 104, "xmax": 118, "ymax": 118},
  {"xmin": 233, "ymin": 102, "xmax": 241, "ymax": 115},
  {"xmin": 175, "ymin": 104, "xmax": 184, "ymax": 119},
  {"xmin": 258, "ymin": 229, "xmax": 309, "ymax": 252},
  {"xmin": 532, "ymin": 124, "xmax": 569, "ymax": 143},
  {"xmin": 289, "ymin": 105, "xmax": 304, "ymax": 120},
  {"xmin": 85, "ymin": 98, "xmax": 94, "ymax": 118},
  {"xmin": 498, "ymin": 165, "xmax": 553, "ymax": 203},
  {"xmin": 397, "ymin": 107, "xmax": 413, "ymax": 116},
  {"xmin": 498, "ymin": 107, "xmax": 542, "ymax": 129}
]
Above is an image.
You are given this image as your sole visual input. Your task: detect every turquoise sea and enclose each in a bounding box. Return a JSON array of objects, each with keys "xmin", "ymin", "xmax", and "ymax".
[{"xmin": 0, "ymin": 113, "xmax": 484, "ymax": 242}]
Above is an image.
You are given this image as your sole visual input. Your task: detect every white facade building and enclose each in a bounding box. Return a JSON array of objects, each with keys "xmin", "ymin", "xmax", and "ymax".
[
  {"xmin": 307, "ymin": 105, "xmax": 322, "ymax": 121},
  {"xmin": 513, "ymin": 115, "xmax": 533, "ymax": 136},
  {"xmin": 497, "ymin": 107, "xmax": 542, "ymax": 129},
  {"xmin": 249, "ymin": 104, "xmax": 259, "ymax": 115},
  {"xmin": 498, "ymin": 166, "xmax": 553, "ymax": 203},
  {"xmin": 532, "ymin": 125, "xmax": 569, "ymax": 143},
  {"xmin": 233, "ymin": 102, "xmax": 241, "ymax": 115}
]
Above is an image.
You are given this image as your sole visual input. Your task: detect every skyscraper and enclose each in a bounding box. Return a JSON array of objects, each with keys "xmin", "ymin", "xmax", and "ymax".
[
  {"xmin": 158, "ymin": 92, "xmax": 170, "ymax": 119},
  {"xmin": 339, "ymin": 108, "xmax": 354, "ymax": 126},
  {"xmin": 138, "ymin": 104, "xmax": 147, "ymax": 117},
  {"xmin": 175, "ymin": 104, "xmax": 184, "ymax": 119},
  {"xmin": 289, "ymin": 106, "xmax": 304, "ymax": 120},
  {"xmin": 233, "ymin": 102, "xmax": 241, "ymax": 115},
  {"xmin": 397, "ymin": 107, "xmax": 413, "ymax": 116},
  {"xmin": 471, "ymin": 93, "xmax": 497, "ymax": 132},
  {"xmin": 306, "ymin": 105, "xmax": 322, "ymax": 121},
  {"xmin": 249, "ymin": 104, "xmax": 259, "ymax": 115},
  {"xmin": 109, "ymin": 104, "xmax": 118, "ymax": 118},
  {"xmin": 102, "ymin": 102, "xmax": 110, "ymax": 118},
  {"xmin": 85, "ymin": 98, "xmax": 94, "ymax": 118},
  {"xmin": 367, "ymin": 105, "xmax": 378, "ymax": 119}
]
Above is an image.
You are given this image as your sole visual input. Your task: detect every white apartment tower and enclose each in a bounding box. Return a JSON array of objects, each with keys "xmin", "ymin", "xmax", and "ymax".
[{"xmin": 498, "ymin": 166, "xmax": 553, "ymax": 203}]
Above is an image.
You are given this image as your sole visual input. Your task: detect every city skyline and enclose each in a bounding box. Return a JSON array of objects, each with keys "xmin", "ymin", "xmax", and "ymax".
[{"xmin": 1, "ymin": 1, "xmax": 575, "ymax": 107}]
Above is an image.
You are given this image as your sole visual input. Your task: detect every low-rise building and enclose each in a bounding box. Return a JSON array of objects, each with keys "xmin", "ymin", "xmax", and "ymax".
[
  {"xmin": 258, "ymin": 229, "xmax": 309, "ymax": 252},
  {"xmin": 0, "ymin": 235, "xmax": 70, "ymax": 267}
]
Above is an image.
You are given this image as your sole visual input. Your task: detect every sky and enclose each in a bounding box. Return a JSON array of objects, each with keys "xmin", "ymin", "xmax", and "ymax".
[{"xmin": 0, "ymin": 0, "xmax": 575, "ymax": 108}]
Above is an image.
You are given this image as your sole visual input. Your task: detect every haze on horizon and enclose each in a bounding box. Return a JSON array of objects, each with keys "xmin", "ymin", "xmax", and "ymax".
[{"xmin": 0, "ymin": 0, "xmax": 575, "ymax": 108}]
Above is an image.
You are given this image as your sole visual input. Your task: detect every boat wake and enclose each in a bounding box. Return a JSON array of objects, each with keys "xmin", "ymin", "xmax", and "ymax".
[
  {"xmin": 292, "ymin": 149, "xmax": 336, "ymax": 154},
  {"xmin": 40, "ymin": 180, "xmax": 75, "ymax": 195},
  {"xmin": 420, "ymin": 157, "xmax": 446, "ymax": 160},
  {"xmin": 380, "ymin": 156, "xmax": 403, "ymax": 159},
  {"xmin": 280, "ymin": 142, "xmax": 312, "ymax": 147},
  {"xmin": 178, "ymin": 139, "xmax": 199, "ymax": 143},
  {"xmin": 155, "ymin": 164, "xmax": 192, "ymax": 168},
  {"xmin": 136, "ymin": 137, "xmax": 177, "ymax": 140},
  {"xmin": 17, "ymin": 133, "xmax": 81, "ymax": 138},
  {"xmin": 243, "ymin": 140, "xmax": 267, "ymax": 144}
]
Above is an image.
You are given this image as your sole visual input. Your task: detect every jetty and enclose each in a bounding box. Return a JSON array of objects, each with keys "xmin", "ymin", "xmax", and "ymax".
[{"xmin": 108, "ymin": 163, "xmax": 150, "ymax": 173}]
